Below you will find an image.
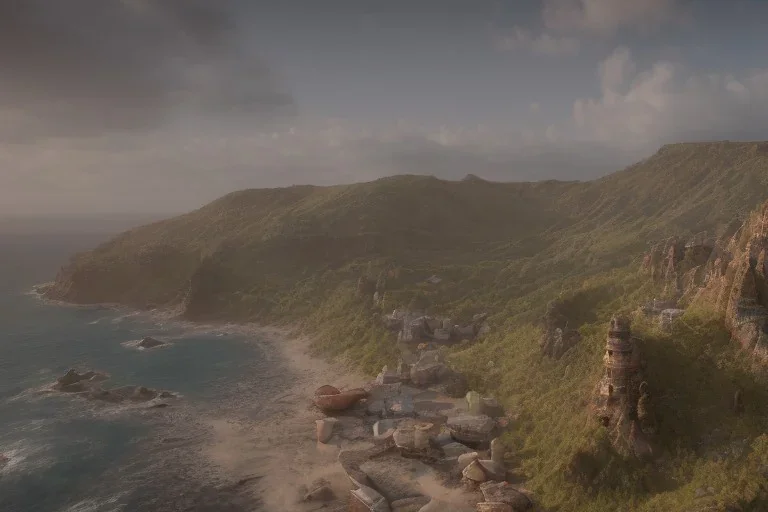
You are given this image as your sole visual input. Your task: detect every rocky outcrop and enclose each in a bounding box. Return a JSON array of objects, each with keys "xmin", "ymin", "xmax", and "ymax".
[
  {"xmin": 645, "ymin": 201, "xmax": 768, "ymax": 365},
  {"xmin": 539, "ymin": 300, "xmax": 582, "ymax": 359}
]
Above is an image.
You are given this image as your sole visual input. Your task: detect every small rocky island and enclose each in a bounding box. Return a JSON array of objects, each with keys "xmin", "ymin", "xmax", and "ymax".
[
  {"xmin": 137, "ymin": 336, "xmax": 166, "ymax": 349},
  {"xmin": 53, "ymin": 369, "xmax": 176, "ymax": 406}
]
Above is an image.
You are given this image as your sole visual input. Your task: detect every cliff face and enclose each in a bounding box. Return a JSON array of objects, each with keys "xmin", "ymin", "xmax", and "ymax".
[{"xmin": 642, "ymin": 201, "xmax": 768, "ymax": 364}]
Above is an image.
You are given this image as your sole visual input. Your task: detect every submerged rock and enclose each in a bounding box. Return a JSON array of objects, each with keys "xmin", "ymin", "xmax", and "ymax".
[{"xmin": 137, "ymin": 336, "xmax": 166, "ymax": 349}]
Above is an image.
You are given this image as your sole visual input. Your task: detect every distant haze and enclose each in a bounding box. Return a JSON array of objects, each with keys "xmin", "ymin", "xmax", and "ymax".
[{"xmin": 2, "ymin": 0, "xmax": 768, "ymax": 215}]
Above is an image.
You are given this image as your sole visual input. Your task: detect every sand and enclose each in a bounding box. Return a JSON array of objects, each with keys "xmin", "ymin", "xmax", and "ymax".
[{"xmin": 199, "ymin": 326, "xmax": 369, "ymax": 511}]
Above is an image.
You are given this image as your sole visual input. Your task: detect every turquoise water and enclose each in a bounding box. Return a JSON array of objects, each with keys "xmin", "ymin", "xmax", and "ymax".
[{"xmin": 0, "ymin": 234, "xmax": 289, "ymax": 511}]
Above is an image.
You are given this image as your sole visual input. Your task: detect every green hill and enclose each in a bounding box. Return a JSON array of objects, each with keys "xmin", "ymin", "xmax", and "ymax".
[{"xmin": 45, "ymin": 141, "xmax": 768, "ymax": 511}]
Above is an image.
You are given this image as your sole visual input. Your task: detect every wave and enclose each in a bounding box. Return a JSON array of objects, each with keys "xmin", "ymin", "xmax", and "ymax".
[
  {"xmin": 0, "ymin": 439, "xmax": 54, "ymax": 476},
  {"xmin": 58, "ymin": 493, "xmax": 128, "ymax": 512}
]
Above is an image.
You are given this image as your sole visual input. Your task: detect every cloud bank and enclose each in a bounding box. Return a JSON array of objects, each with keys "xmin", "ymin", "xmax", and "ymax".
[{"xmin": 0, "ymin": 0, "xmax": 293, "ymax": 141}]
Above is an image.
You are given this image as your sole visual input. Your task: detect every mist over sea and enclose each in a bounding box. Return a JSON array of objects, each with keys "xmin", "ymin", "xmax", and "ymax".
[{"xmin": 0, "ymin": 231, "xmax": 292, "ymax": 511}]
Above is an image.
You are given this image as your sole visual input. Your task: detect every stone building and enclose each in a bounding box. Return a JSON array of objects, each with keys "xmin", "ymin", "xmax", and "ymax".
[{"xmin": 595, "ymin": 315, "xmax": 644, "ymax": 426}]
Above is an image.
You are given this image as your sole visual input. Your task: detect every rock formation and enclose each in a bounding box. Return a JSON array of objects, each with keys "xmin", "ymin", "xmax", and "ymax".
[
  {"xmin": 539, "ymin": 300, "xmax": 582, "ymax": 359},
  {"xmin": 642, "ymin": 201, "xmax": 768, "ymax": 365}
]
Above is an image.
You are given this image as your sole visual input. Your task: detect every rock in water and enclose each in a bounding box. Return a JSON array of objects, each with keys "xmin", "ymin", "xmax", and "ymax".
[
  {"xmin": 55, "ymin": 369, "xmax": 108, "ymax": 391},
  {"xmin": 137, "ymin": 337, "xmax": 165, "ymax": 349}
]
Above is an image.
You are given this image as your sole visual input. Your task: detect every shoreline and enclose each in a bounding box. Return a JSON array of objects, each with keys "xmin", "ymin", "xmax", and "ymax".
[{"xmin": 30, "ymin": 288, "xmax": 372, "ymax": 511}]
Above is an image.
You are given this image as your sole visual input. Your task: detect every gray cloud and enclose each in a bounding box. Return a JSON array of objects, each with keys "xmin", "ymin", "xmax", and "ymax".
[
  {"xmin": 0, "ymin": 0, "xmax": 293, "ymax": 141},
  {"xmin": 542, "ymin": 0, "xmax": 683, "ymax": 35}
]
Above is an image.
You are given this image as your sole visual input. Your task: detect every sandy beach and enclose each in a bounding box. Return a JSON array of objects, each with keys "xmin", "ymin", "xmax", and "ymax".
[{"xmin": 199, "ymin": 325, "xmax": 370, "ymax": 511}]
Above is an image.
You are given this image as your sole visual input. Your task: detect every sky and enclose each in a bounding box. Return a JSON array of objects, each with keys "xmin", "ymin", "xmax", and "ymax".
[{"xmin": 2, "ymin": 0, "xmax": 768, "ymax": 215}]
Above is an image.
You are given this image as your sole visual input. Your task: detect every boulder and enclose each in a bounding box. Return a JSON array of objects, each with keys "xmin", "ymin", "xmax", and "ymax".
[
  {"xmin": 477, "ymin": 460, "xmax": 506, "ymax": 481},
  {"xmin": 446, "ymin": 415, "xmax": 496, "ymax": 444},
  {"xmin": 442, "ymin": 442, "xmax": 475, "ymax": 459},
  {"xmin": 457, "ymin": 452, "xmax": 479, "ymax": 471},
  {"xmin": 462, "ymin": 460, "xmax": 488, "ymax": 483},
  {"xmin": 479, "ymin": 482, "xmax": 533, "ymax": 510},
  {"xmin": 137, "ymin": 336, "xmax": 165, "ymax": 349},
  {"xmin": 391, "ymin": 496, "xmax": 431, "ymax": 512},
  {"xmin": 316, "ymin": 418, "xmax": 337, "ymax": 443},
  {"xmin": 350, "ymin": 485, "xmax": 391, "ymax": 512}
]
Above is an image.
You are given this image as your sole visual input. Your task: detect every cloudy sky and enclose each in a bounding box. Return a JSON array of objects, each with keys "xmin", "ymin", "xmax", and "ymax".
[{"xmin": 2, "ymin": 0, "xmax": 768, "ymax": 215}]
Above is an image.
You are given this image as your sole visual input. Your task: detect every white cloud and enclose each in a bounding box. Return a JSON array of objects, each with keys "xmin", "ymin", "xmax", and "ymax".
[
  {"xmin": 542, "ymin": 0, "xmax": 683, "ymax": 35},
  {"xmin": 563, "ymin": 48, "xmax": 768, "ymax": 150},
  {"xmin": 496, "ymin": 27, "xmax": 580, "ymax": 56}
]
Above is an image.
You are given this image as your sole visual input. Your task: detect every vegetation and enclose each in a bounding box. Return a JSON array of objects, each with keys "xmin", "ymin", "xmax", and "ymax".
[{"xmin": 47, "ymin": 141, "xmax": 768, "ymax": 510}]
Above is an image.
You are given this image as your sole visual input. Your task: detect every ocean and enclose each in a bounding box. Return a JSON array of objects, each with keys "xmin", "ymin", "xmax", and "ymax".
[{"xmin": 0, "ymin": 231, "xmax": 293, "ymax": 511}]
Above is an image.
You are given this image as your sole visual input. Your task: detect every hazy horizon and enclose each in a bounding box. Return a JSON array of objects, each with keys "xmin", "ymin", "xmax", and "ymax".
[{"xmin": 3, "ymin": 0, "xmax": 768, "ymax": 215}]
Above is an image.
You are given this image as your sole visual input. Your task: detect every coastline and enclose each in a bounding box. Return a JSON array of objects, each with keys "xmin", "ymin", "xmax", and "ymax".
[{"xmin": 31, "ymin": 288, "xmax": 371, "ymax": 511}]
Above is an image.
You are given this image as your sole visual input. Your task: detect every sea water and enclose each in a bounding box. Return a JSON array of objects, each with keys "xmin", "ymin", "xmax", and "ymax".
[{"xmin": 0, "ymin": 232, "xmax": 291, "ymax": 511}]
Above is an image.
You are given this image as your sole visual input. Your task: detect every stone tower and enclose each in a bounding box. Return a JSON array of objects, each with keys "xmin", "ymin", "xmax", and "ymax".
[{"xmin": 596, "ymin": 315, "xmax": 643, "ymax": 426}]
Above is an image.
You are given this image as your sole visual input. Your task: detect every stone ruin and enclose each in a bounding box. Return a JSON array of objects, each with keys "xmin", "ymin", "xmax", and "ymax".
[
  {"xmin": 383, "ymin": 309, "xmax": 490, "ymax": 344},
  {"xmin": 307, "ymin": 346, "xmax": 536, "ymax": 511},
  {"xmin": 593, "ymin": 316, "xmax": 655, "ymax": 458}
]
